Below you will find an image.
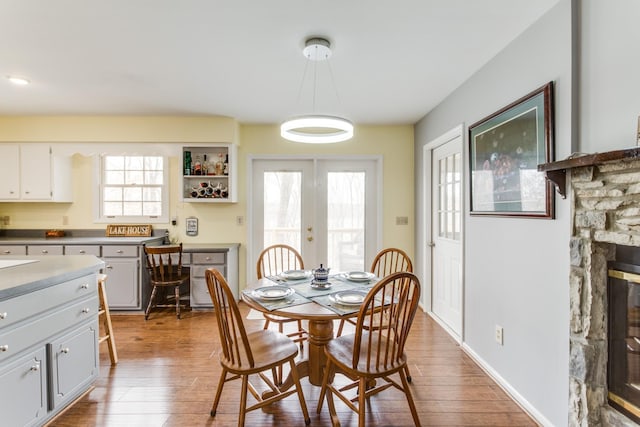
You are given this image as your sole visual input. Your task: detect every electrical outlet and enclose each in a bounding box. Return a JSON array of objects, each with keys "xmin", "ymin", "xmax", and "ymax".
[{"xmin": 495, "ymin": 325, "xmax": 504, "ymax": 345}]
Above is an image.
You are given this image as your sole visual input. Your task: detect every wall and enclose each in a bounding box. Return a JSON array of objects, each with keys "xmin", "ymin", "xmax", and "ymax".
[
  {"xmin": 414, "ymin": 1, "xmax": 572, "ymax": 426},
  {"xmin": 0, "ymin": 117, "xmax": 414, "ymax": 292},
  {"xmin": 580, "ymin": 0, "xmax": 640, "ymax": 152}
]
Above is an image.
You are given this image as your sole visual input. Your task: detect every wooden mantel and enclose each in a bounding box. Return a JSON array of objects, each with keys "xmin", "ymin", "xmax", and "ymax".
[{"xmin": 538, "ymin": 147, "xmax": 640, "ymax": 199}]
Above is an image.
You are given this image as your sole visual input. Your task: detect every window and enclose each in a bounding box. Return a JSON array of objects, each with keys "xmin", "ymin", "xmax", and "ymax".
[{"xmin": 96, "ymin": 155, "xmax": 168, "ymax": 223}]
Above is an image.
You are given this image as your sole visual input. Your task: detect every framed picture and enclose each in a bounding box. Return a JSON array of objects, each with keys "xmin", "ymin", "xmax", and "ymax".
[{"xmin": 469, "ymin": 82, "xmax": 554, "ymax": 218}]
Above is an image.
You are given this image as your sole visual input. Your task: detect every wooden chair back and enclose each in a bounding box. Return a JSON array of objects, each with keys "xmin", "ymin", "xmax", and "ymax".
[
  {"xmin": 370, "ymin": 247, "xmax": 413, "ymax": 277},
  {"xmin": 352, "ymin": 271, "xmax": 421, "ymax": 372},
  {"xmin": 144, "ymin": 244, "xmax": 185, "ymax": 285},
  {"xmin": 256, "ymin": 244, "xmax": 304, "ymax": 279},
  {"xmin": 206, "ymin": 268, "xmax": 254, "ymax": 368}
]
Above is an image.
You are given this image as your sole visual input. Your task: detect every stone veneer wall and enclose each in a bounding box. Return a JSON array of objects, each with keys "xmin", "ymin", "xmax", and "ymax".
[{"xmin": 570, "ymin": 158, "xmax": 640, "ymax": 426}]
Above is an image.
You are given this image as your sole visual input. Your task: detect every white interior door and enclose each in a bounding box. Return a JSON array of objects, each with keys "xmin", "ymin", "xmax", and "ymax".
[
  {"xmin": 251, "ymin": 158, "xmax": 379, "ymax": 279},
  {"xmin": 431, "ymin": 137, "xmax": 463, "ymax": 337}
]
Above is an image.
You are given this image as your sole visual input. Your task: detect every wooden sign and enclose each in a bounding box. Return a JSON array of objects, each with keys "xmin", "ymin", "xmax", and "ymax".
[{"xmin": 106, "ymin": 224, "xmax": 152, "ymax": 237}]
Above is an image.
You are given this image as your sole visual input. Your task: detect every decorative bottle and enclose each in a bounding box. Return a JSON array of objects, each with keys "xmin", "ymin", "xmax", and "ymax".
[
  {"xmin": 184, "ymin": 151, "xmax": 192, "ymax": 175},
  {"xmin": 223, "ymin": 154, "xmax": 229, "ymax": 175}
]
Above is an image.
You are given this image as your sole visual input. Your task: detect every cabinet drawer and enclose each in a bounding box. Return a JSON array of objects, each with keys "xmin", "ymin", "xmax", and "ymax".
[
  {"xmin": 191, "ymin": 252, "xmax": 225, "ymax": 265},
  {"xmin": 0, "ymin": 295, "xmax": 98, "ymax": 363},
  {"xmin": 190, "ymin": 277, "xmax": 213, "ymax": 307},
  {"xmin": 65, "ymin": 245, "xmax": 101, "ymax": 256},
  {"xmin": 191, "ymin": 265, "xmax": 226, "ymax": 278},
  {"xmin": 0, "ymin": 245, "xmax": 27, "ymax": 256},
  {"xmin": 102, "ymin": 245, "xmax": 138, "ymax": 257},
  {"xmin": 0, "ymin": 274, "xmax": 97, "ymax": 330},
  {"xmin": 27, "ymin": 245, "xmax": 64, "ymax": 255}
]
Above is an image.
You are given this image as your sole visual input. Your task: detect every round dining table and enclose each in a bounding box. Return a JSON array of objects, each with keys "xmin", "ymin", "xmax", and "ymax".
[{"xmin": 242, "ymin": 277, "xmax": 351, "ymax": 388}]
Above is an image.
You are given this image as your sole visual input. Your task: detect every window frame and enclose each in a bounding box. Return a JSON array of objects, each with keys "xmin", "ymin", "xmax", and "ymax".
[{"xmin": 93, "ymin": 154, "xmax": 169, "ymax": 224}]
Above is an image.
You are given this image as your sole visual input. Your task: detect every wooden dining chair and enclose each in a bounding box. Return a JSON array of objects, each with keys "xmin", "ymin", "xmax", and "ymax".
[
  {"xmin": 336, "ymin": 247, "xmax": 413, "ymax": 336},
  {"xmin": 317, "ymin": 271, "xmax": 422, "ymax": 427},
  {"xmin": 206, "ymin": 268, "xmax": 310, "ymax": 427},
  {"xmin": 143, "ymin": 243, "xmax": 189, "ymax": 320},
  {"xmin": 256, "ymin": 244, "xmax": 308, "ymax": 345}
]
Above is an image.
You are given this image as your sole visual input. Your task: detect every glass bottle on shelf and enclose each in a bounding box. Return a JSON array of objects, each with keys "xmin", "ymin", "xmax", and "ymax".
[
  {"xmin": 223, "ymin": 154, "xmax": 229, "ymax": 175},
  {"xmin": 184, "ymin": 151, "xmax": 192, "ymax": 176},
  {"xmin": 202, "ymin": 154, "xmax": 209, "ymax": 175},
  {"xmin": 194, "ymin": 154, "xmax": 202, "ymax": 175},
  {"xmin": 215, "ymin": 153, "xmax": 224, "ymax": 175}
]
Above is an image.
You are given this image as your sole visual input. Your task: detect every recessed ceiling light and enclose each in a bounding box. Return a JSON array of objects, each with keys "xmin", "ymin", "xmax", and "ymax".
[{"xmin": 7, "ymin": 76, "xmax": 30, "ymax": 85}]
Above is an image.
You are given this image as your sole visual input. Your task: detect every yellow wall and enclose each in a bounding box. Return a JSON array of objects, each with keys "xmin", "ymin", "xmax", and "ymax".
[{"xmin": 0, "ymin": 116, "xmax": 414, "ymax": 288}]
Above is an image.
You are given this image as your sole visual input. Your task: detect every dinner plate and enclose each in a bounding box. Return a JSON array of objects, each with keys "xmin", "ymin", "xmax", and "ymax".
[
  {"xmin": 252, "ymin": 285, "xmax": 294, "ymax": 300},
  {"xmin": 280, "ymin": 269, "xmax": 311, "ymax": 280},
  {"xmin": 344, "ymin": 271, "xmax": 375, "ymax": 282},
  {"xmin": 329, "ymin": 290, "xmax": 368, "ymax": 306}
]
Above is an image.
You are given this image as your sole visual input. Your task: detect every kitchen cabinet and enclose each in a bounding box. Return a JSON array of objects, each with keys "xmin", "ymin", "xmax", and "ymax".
[
  {"xmin": 0, "ymin": 143, "xmax": 73, "ymax": 202},
  {"xmin": 101, "ymin": 245, "xmax": 141, "ymax": 309},
  {"xmin": 27, "ymin": 245, "xmax": 64, "ymax": 256},
  {"xmin": 181, "ymin": 144, "xmax": 237, "ymax": 203},
  {"xmin": 0, "ymin": 257, "xmax": 102, "ymax": 427},
  {"xmin": 0, "ymin": 245, "xmax": 27, "ymax": 256},
  {"xmin": 184, "ymin": 244, "xmax": 239, "ymax": 308}
]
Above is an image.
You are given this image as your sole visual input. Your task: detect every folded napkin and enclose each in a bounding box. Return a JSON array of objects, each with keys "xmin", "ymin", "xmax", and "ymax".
[
  {"xmin": 311, "ymin": 294, "xmax": 363, "ymax": 316},
  {"xmin": 242, "ymin": 290, "xmax": 310, "ymax": 311}
]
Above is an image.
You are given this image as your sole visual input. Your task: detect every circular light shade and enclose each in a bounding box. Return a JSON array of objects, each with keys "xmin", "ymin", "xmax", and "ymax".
[
  {"xmin": 280, "ymin": 115, "xmax": 354, "ymax": 144},
  {"xmin": 7, "ymin": 76, "xmax": 30, "ymax": 85}
]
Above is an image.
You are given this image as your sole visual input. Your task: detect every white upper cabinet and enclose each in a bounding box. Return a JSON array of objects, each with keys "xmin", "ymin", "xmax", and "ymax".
[
  {"xmin": 181, "ymin": 144, "xmax": 237, "ymax": 203},
  {"xmin": 0, "ymin": 144, "xmax": 73, "ymax": 202}
]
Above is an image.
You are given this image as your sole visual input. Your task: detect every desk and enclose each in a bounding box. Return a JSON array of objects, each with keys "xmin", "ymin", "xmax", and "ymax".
[{"xmin": 242, "ymin": 276, "xmax": 375, "ymax": 387}]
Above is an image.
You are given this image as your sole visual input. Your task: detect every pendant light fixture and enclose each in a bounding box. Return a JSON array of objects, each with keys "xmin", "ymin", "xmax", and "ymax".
[{"xmin": 280, "ymin": 37, "xmax": 354, "ymax": 144}]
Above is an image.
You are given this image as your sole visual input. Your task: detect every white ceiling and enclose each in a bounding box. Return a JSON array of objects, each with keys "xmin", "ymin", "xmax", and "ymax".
[{"xmin": 0, "ymin": 0, "xmax": 560, "ymax": 125}]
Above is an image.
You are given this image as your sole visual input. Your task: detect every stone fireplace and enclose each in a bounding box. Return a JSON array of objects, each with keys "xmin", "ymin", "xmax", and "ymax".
[{"xmin": 541, "ymin": 148, "xmax": 640, "ymax": 426}]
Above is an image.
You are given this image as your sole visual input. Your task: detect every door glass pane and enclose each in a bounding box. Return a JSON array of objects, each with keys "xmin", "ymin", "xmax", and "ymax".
[
  {"xmin": 263, "ymin": 171, "xmax": 302, "ymax": 251},
  {"xmin": 327, "ymin": 172, "xmax": 365, "ymax": 272},
  {"xmin": 438, "ymin": 153, "xmax": 461, "ymax": 241}
]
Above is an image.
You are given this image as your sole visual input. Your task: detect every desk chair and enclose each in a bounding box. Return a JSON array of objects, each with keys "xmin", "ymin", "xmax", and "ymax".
[
  {"xmin": 143, "ymin": 243, "xmax": 189, "ymax": 320},
  {"xmin": 317, "ymin": 271, "xmax": 422, "ymax": 427},
  {"xmin": 206, "ymin": 268, "xmax": 310, "ymax": 426}
]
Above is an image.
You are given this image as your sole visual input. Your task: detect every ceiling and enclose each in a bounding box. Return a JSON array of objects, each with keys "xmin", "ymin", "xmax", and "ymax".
[{"xmin": 0, "ymin": 0, "xmax": 560, "ymax": 125}]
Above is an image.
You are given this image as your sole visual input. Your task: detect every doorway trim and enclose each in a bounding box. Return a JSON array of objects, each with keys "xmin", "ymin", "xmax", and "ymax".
[
  {"xmin": 247, "ymin": 154, "xmax": 383, "ymax": 284},
  {"xmin": 421, "ymin": 124, "xmax": 465, "ymax": 343}
]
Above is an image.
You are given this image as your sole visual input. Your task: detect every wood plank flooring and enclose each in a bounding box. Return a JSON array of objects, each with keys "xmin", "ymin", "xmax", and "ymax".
[{"xmin": 48, "ymin": 304, "xmax": 538, "ymax": 426}]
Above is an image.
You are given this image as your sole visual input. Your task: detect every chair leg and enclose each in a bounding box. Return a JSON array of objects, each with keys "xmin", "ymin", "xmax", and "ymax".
[
  {"xmin": 239, "ymin": 374, "xmax": 249, "ymax": 427},
  {"xmin": 210, "ymin": 368, "xmax": 228, "ymax": 417},
  {"xmin": 174, "ymin": 285, "xmax": 181, "ymax": 319},
  {"xmin": 276, "ymin": 321, "xmax": 284, "ymax": 385},
  {"xmin": 98, "ymin": 278, "xmax": 118, "ymax": 365},
  {"xmin": 400, "ymin": 369, "xmax": 421, "ymax": 427},
  {"xmin": 404, "ymin": 365, "xmax": 412, "ymax": 383},
  {"xmin": 358, "ymin": 377, "xmax": 367, "ymax": 427},
  {"xmin": 326, "ymin": 378, "xmax": 340, "ymax": 427},
  {"xmin": 336, "ymin": 319, "xmax": 345, "ymax": 337},
  {"xmin": 316, "ymin": 358, "xmax": 333, "ymax": 414},
  {"xmin": 289, "ymin": 358, "xmax": 311, "ymax": 425},
  {"xmin": 145, "ymin": 286, "xmax": 158, "ymax": 320}
]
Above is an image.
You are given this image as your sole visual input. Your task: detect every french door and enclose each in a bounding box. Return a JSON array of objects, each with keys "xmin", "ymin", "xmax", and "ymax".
[{"xmin": 250, "ymin": 158, "xmax": 379, "ymax": 280}]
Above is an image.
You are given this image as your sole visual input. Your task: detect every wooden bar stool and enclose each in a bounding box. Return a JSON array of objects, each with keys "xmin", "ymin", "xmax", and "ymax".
[{"xmin": 98, "ymin": 274, "xmax": 118, "ymax": 365}]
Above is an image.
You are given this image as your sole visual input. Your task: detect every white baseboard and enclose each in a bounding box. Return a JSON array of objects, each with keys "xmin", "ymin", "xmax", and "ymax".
[{"xmin": 461, "ymin": 343, "xmax": 554, "ymax": 427}]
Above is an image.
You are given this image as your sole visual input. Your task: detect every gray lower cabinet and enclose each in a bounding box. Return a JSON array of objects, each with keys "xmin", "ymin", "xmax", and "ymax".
[
  {"xmin": 185, "ymin": 244, "xmax": 239, "ymax": 308},
  {"xmin": 0, "ymin": 245, "xmax": 27, "ymax": 255},
  {"xmin": 0, "ymin": 272, "xmax": 98, "ymax": 427},
  {"xmin": 102, "ymin": 256, "xmax": 140, "ymax": 309},
  {"xmin": 0, "ymin": 347, "xmax": 47, "ymax": 427},
  {"xmin": 27, "ymin": 245, "xmax": 64, "ymax": 256}
]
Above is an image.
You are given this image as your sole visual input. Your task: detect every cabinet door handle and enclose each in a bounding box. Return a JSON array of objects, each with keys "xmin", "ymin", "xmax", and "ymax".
[
  {"xmin": 79, "ymin": 250, "xmax": 86, "ymax": 254},
  {"xmin": 82, "ymin": 308, "xmax": 91, "ymax": 314},
  {"xmin": 0, "ymin": 312, "xmax": 7, "ymax": 320},
  {"xmin": 205, "ymin": 257, "xmax": 211, "ymax": 261},
  {"xmin": 3, "ymin": 250, "xmax": 10, "ymax": 254},
  {"xmin": 24, "ymin": 191, "xmax": 30, "ymax": 194},
  {"xmin": 0, "ymin": 345, "xmax": 8, "ymax": 352},
  {"xmin": 30, "ymin": 364, "xmax": 40, "ymax": 372},
  {"xmin": 41, "ymin": 250, "xmax": 48, "ymax": 254},
  {"xmin": 106, "ymin": 265, "xmax": 113, "ymax": 270},
  {"xmin": 61, "ymin": 348, "xmax": 70, "ymax": 354},
  {"xmin": 81, "ymin": 284, "xmax": 89, "ymax": 289},
  {"xmin": 116, "ymin": 250, "xmax": 123, "ymax": 254}
]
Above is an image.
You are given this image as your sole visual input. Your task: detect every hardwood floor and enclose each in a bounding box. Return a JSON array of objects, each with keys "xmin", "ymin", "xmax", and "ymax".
[{"xmin": 48, "ymin": 304, "xmax": 538, "ymax": 426}]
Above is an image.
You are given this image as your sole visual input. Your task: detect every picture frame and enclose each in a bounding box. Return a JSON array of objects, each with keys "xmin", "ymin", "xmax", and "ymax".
[{"xmin": 469, "ymin": 82, "xmax": 554, "ymax": 218}]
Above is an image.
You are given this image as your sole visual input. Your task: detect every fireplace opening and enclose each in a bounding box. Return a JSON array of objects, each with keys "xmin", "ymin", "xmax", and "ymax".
[{"xmin": 608, "ymin": 245, "xmax": 640, "ymax": 423}]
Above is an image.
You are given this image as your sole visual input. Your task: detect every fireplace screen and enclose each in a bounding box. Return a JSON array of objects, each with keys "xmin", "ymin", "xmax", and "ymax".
[{"xmin": 608, "ymin": 269, "xmax": 640, "ymax": 423}]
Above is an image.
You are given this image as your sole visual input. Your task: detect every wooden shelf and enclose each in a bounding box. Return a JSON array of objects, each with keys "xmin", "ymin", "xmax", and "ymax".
[{"xmin": 538, "ymin": 147, "xmax": 640, "ymax": 199}]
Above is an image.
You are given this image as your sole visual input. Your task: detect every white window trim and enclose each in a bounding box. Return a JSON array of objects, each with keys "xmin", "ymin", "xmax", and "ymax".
[{"xmin": 93, "ymin": 154, "xmax": 170, "ymax": 224}]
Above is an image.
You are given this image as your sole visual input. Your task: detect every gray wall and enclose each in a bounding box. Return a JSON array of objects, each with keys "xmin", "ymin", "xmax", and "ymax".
[
  {"xmin": 580, "ymin": 0, "xmax": 640, "ymax": 152},
  {"xmin": 414, "ymin": 1, "xmax": 572, "ymax": 425}
]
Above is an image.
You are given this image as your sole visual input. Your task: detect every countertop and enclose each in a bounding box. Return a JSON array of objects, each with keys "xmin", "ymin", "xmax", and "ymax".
[
  {"xmin": 0, "ymin": 255, "xmax": 105, "ymax": 301},
  {"xmin": 0, "ymin": 229, "xmax": 167, "ymax": 245}
]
